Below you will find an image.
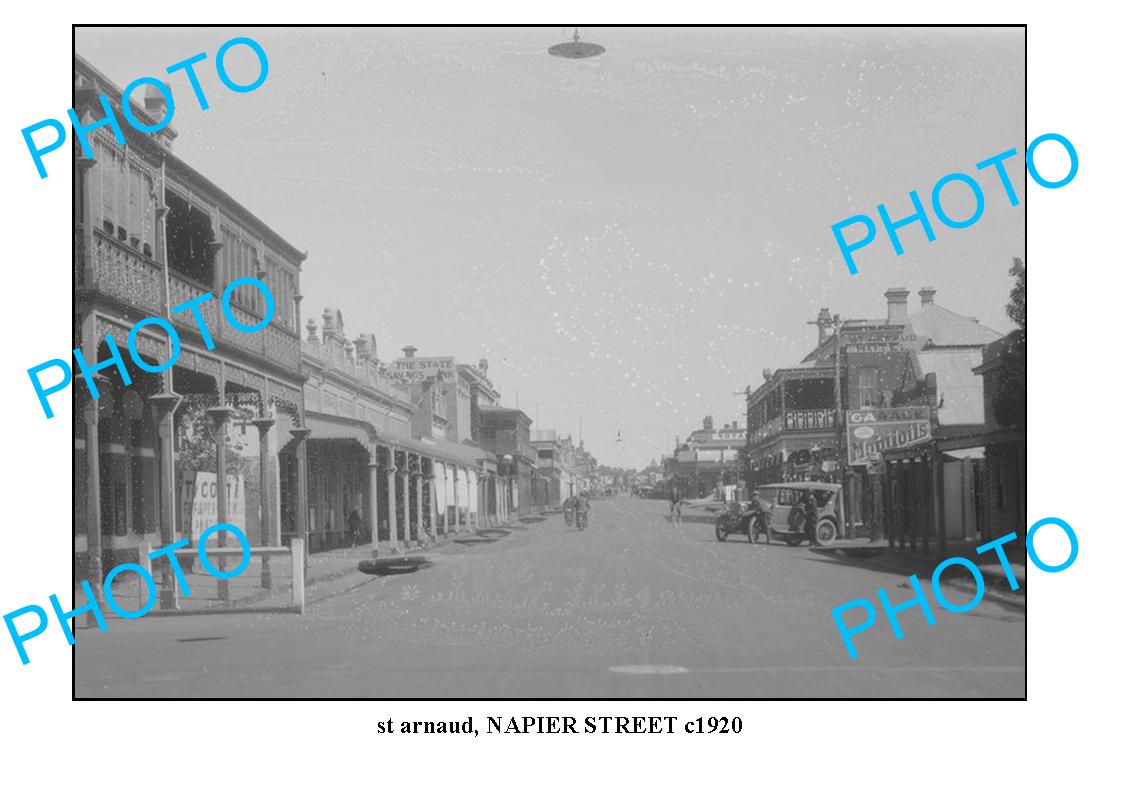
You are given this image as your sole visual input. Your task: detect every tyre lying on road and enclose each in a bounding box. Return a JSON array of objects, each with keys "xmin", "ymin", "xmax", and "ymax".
[{"xmin": 358, "ymin": 556, "xmax": 432, "ymax": 576}]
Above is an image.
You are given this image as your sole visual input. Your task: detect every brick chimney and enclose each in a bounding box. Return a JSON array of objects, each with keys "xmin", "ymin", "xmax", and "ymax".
[
  {"xmin": 143, "ymin": 84, "xmax": 166, "ymax": 119},
  {"xmin": 703, "ymin": 415, "xmax": 714, "ymax": 431},
  {"xmin": 402, "ymin": 346, "xmax": 417, "ymax": 358},
  {"xmin": 919, "ymin": 286, "xmax": 936, "ymax": 306},
  {"xmin": 885, "ymin": 288, "xmax": 910, "ymax": 324},
  {"xmin": 815, "ymin": 307, "xmax": 833, "ymax": 345}
]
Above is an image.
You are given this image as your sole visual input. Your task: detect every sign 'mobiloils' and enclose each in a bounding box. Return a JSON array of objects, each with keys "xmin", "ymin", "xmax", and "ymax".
[{"xmin": 846, "ymin": 406, "xmax": 931, "ymax": 466}]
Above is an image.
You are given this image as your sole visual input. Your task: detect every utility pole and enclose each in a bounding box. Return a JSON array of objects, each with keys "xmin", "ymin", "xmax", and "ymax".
[
  {"xmin": 830, "ymin": 314, "xmax": 852, "ymax": 540},
  {"xmin": 733, "ymin": 384, "xmax": 751, "ymax": 495}
]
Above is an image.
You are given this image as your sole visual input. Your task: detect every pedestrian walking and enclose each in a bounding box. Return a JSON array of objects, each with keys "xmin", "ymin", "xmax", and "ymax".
[{"xmin": 347, "ymin": 506, "xmax": 362, "ymax": 547}]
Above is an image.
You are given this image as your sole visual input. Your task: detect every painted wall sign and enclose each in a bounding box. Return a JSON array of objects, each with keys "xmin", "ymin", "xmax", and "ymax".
[{"xmin": 846, "ymin": 406, "xmax": 931, "ymax": 466}]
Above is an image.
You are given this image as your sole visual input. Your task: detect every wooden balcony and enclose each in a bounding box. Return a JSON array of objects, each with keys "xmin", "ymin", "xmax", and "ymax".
[
  {"xmin": 80, "ymin": 227, "xmax": 301, "ymax": 374},
  {"xmin": 784, "ymin": 409, "xmax": 837, "ymax": 431}
]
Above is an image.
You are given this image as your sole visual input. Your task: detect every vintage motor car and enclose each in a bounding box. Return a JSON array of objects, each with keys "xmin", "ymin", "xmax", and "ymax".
[
  {"xmin": 714, "ymin": 482, "xmax": 841, "ymax": 546},
  {"xmin": 714, "ymin": 499, "xmax": 771, "ymax": 543}
]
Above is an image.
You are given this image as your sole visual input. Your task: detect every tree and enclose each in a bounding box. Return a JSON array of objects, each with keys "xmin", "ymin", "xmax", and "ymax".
[
  {"xmin": 993, "ymin": 258, "xmax": 1026, "ymax": 427},
  {"xmin": 1006, "ymin": 257, "xmax": 1026, "ymax": 328}
]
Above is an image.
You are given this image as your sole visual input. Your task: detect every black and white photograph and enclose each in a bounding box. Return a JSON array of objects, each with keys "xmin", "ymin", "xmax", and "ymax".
[{"xmin": 68, "ymin": 25, "xmax": 1027, "ymax": 699}]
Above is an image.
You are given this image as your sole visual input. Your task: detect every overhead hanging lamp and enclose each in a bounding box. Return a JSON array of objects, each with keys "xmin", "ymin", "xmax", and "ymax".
[{"xmin": 548, "ymin": 27, "xmax": 606, "ymax": 59}]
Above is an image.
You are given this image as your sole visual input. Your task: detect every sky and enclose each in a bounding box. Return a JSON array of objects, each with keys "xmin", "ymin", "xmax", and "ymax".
[{"xmin": 76, "ymin": 26, "xmax": 1025, "ymax": 469}]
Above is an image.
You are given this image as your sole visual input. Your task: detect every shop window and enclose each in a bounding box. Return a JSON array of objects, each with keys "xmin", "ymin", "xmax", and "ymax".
[{"xmin": 166, "ymin": 190, "xmax": 216, "ymax": 286}]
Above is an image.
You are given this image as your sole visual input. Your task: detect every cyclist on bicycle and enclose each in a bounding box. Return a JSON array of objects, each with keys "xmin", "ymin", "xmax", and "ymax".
[
  {"xmin": 563, "ymin": 495, "xmax": 576, "ymax": 526},
  {"xmin": 574, "ymin": 493, "xmax": 591, "ymax": 529}
]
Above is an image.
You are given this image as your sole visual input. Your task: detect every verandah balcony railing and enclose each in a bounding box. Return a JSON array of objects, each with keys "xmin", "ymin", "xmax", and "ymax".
[{"xmin": 82, "ymin": 227, "xmax": 301, "ymax": 373}]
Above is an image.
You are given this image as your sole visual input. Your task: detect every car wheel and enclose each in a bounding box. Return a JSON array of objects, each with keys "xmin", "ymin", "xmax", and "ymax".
[{"xmin": 816, "ymin": 519, "xmax": 838, "ymax": 546}]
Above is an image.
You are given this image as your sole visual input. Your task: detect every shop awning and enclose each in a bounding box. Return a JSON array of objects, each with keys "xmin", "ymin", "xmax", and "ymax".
[
  {"xmin": 303, "ymin": 412, "xmax": 497, "ymax": 469},
  {"xmin": 942, "ymin": 446, "xmax": 985, "ymax": 460},
  {"xmin": 413, "ymin": 436, "xmax": 496, "ymax": 469},
  {"xmin": 304, "ymin": 411, "xmax": 377, "ymax": 456}
]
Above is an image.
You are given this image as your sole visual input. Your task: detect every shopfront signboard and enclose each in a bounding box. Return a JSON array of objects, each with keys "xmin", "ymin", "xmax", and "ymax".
[
  {"xmin": 846, "ymin": 406, "xmax": 931, "ymax": 466},
  {"xmin": 388, "ymin": 356, "xmax": 456, "ymax": 383}
]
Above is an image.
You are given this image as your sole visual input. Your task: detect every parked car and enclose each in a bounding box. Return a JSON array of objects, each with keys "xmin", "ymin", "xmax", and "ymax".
[
  {"xmin": 714, "ymin": 500, "xmax": 771, "ymax": 543},
  {"xmin": 754, "ymin": 482, "xmax": 841, "ymax": 546}
]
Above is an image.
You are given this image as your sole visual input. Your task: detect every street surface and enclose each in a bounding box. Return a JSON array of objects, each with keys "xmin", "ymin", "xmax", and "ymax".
[{"xmin": 75, "ymin": 496, "xmax": 1025, "ymax": 698}]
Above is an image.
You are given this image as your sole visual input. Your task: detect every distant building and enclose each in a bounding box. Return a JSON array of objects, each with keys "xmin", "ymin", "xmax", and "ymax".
[
  {"xmin": 667, "ymin": 416, "xmax": 746, "ymax": 498},
  {"xmin": 477, "ymin": 405, "xmax": 540, "ymax": 517},
  {"xmin": 530, "ymin": 429, "xmax": 574, "ymax": 504}
]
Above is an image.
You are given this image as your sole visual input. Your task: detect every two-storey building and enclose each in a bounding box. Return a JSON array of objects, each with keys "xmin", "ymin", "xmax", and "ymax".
[
  {"xmin": 746, "ymin": 287, "xmax": 1001, "ymax": 541},
  {"xmin": 74, "ymin": 56, "xmax": 307, "ymax": 604}
]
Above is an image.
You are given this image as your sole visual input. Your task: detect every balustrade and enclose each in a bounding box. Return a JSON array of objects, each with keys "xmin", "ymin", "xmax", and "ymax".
[{"xmin": 89, "ymin": 228, "xmax": 301, "ymax": 372}]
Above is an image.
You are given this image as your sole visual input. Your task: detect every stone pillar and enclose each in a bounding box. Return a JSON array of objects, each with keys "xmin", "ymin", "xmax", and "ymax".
[
  {"xmin": 252, "ymin": 415, "xmax": 276, "ymax": 589},
  {"xmin": 428, "ymin": 473, "xmax": 438, "ymax": 541},
  {"xmin": 402, "ymin": 455, "xmax": 412, "ymax": 546},
  {"xmin": 441, "ymin": 464, "xmax": 450, "ymax": 537},
  {"xmin": 386, "ymin": 448, "xmax": 399, "ymax": 553},
  {"xmin": 150, "ymin": 392, "xmax": 182, "ymax": 609},
  {"xmin": 452, "ymin": 469, "xmax": 461, "ymax": 534},
  {"xmin": 290, "ymin": 425, "xmax": 313, "ymax": 575},
  {"xmin": 470, "ymin": 471, "xmax": 480, "ymax": 532},
  {"xmin": 207, "ymin": 406, "xmax": 236, "ymax": 604},
  {"xmin": 414, "ymin": 464, "xmax": 424, "ymax": 541},
  {"xmin": 82, "ymin": 399, "xmax": 104, "ymax": 626},
  {"xmin": 368, "ymin": 457, "xmax": 380, "ymax": 557}
]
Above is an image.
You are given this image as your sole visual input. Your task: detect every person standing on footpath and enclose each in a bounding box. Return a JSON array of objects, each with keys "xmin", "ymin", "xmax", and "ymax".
[{"xmin": 800, "ymin": 490, "xmax": 821, "ymax": 547}]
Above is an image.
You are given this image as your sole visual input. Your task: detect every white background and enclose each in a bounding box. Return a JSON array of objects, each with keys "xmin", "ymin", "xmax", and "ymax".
[{"xmin": 0, "ymin": 2, "xmax": 1111, "ymax": 793}]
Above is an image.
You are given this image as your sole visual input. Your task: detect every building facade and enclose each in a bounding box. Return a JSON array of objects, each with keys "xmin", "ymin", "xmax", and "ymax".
[
  {"xmin": 302, "ymin": 323, "xmax": 499, "ymax": 553},
  {"xmin": 74, "ymin": 57, "xmax": 307, "ymax": 604},
  {"xmin": 477, "ymin": 406, "xmax": 553, "ymax": 516},
  {"xmin": 746, "ymin": 287, "xmax": 1001, "ymax": 541}
]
